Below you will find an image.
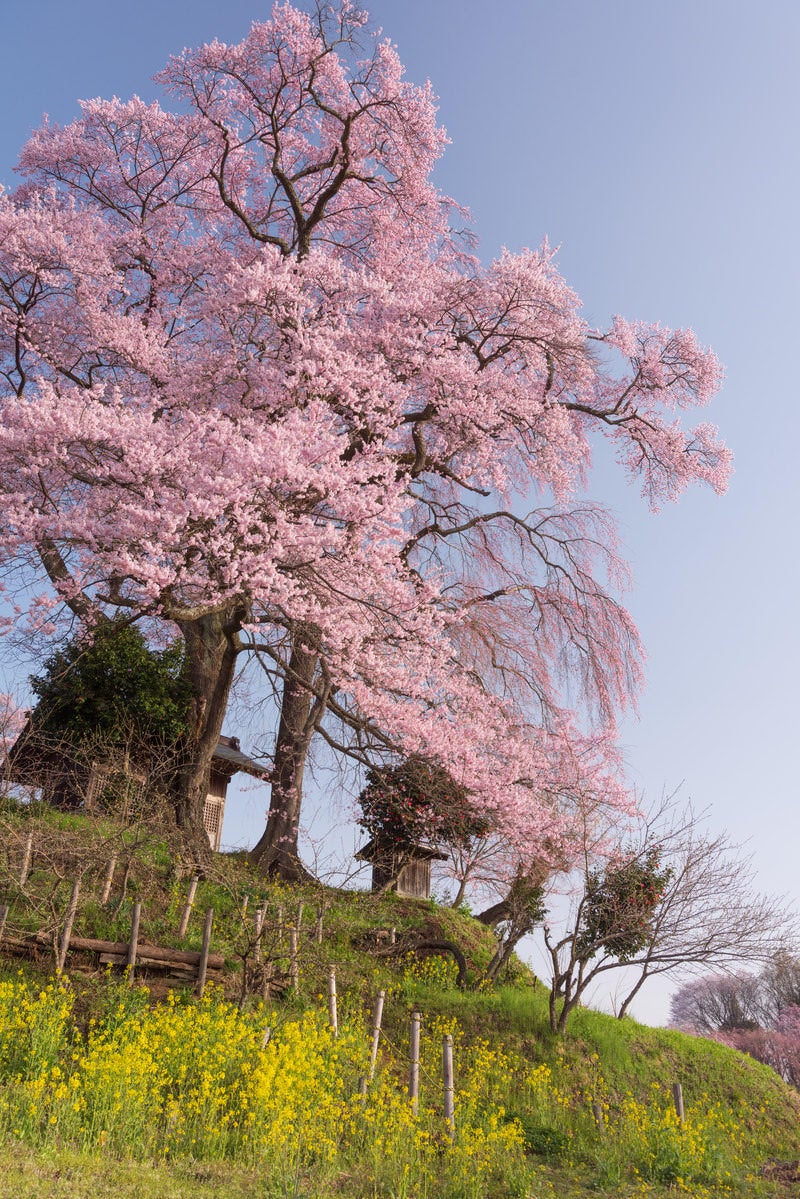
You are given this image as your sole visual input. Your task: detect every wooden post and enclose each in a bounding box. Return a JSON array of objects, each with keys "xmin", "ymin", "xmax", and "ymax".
[
  {"xmin": 100, "ymin": 855, "xmax": 117, "ymax": 905},
  {"xmin": 240, "ymin": 895, "xmax": 249, "ymax": 919},
  {"xmin": 177, "ymin": 875, "xmax": 199, "ymax": 938},
  {"xmin": 56, "ymin": 877, "xmax": 81, "ymax": 974},
  {"xmin": 591, "ymin": 1100, "xmax": 604, "ymax": 1131},
  {"xmin": 0, "ymin": 904, "xmax": 8, "ymax": 943},
  {"xmin": 261, "ymin": 1025, "xmax": 272, "ymax": 1050},
  {"xmin": 442, "ymin": 1033, "xmax": 455, "ymax": 1141},
  {"xmin": 127, "ymin": 901, "xmax": 141, "ymax": 980},
  {"xmin": 327, "ymin": 965, "xmax": 338, "ymax": 1037},
  {"xmin": 389, "ymin": 926, "xmax": 396, "ymax": 946},
  {"xmin": 18, "ymin": 831, "xmax": 33, "ymax": 887},
  {"xmin": 196, "ymin": 907, "xmax": 214, "ymax": 997},
  {"xmin": 315, "ymin": 904, "xmax": 324, "ymax": 944},
  {"xmin": 362, "ymin": 989, "xmax": 385, "ymax": 1093},
  {"xmin": 289, "ymin": 927, "xmax": 299, "ymax": 992},
  {"xmin": 409, "ymin": 1011, "xmax": 421, "ymax": 1116},
  {"xmin": 672, "ymin": 1081, "xmax": 685, "ymax": 1124}
]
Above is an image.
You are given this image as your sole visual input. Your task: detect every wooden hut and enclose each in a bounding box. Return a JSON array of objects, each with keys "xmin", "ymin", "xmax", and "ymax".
[{"xmin": 355, "ymin": 838, "xmax": 447, "ymax": 900}]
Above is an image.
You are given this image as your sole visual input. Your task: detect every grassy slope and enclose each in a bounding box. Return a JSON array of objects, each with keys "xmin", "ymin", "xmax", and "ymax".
[
  {"xmin": 0, "ymin": 1151, "xmax": 264, "ymax": 1199},
  {"xmin": 1, "ymin": 803, "xmax": 798, "ymax": 1197}
]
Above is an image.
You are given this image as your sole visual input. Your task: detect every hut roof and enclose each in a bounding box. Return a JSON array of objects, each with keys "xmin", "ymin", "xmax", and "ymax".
[
  {"xmin": 211, "ymin": 735, "xmax": 268, "ymax": 779},
  {"xmin": 355, "ymin": 838, "xmax": 448, "ymax": 863}
]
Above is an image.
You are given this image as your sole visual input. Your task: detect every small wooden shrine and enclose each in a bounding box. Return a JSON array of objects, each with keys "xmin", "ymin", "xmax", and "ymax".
[{"xmin": 355, "ymin": 838, "xmax": 447, "ymax": 900}]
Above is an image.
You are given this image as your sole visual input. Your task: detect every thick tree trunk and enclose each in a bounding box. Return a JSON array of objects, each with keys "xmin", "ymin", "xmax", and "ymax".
[
  {"xmin": 172, "ymin": 605, "xmax": 245, "ymax": 855},
  {"xmin": 249, "ymin": 626, "xmax": 321, "ymax": 879}
]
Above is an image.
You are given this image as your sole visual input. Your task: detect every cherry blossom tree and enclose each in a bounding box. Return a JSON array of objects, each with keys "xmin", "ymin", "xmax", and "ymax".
[{"xmin": 0, "ymin": 1, "xmax": 730, "ymax": 872}]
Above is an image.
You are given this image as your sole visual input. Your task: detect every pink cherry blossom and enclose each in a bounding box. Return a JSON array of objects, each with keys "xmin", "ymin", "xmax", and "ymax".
[{"xmin": 0, "ymin": 2, "xmax": 729, "ymax": 871}]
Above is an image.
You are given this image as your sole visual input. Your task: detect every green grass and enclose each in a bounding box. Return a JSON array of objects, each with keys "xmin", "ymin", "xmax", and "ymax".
[{"xmin": 0, "ymin": 1148, "xmax": 268, "ymax": 1199}]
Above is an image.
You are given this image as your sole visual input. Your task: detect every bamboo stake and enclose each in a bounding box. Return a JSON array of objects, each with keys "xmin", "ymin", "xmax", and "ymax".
[
  {"xmin": 262, "ymin": 959, "xmax": 274, "ymax": 1003},
  {"xmin": 111, "ymin": 859, "xmax": 131, "ymax": 920},
  {"xmin": 177, "ymin": 875, "xmax": 199, "ymax": 937},
  {"xmin": 367, "ymin": 989, "xmax": 385, "ymax": 1081},
  {"xmin": 254, "ymin": 908, "xmax": 264, "ymax": 962},
  {"xmin": 360, "ymin": 989, "xmax": 386, "ymax": 1095},
  {"xmin": 409, "ymin": 1011, "xmax": 421, "ymax": 1116},
  {"xmin": 240, "ymin": 895, "xmax": 249, "ymax": 919},
  {"xmin": 327, "ymin": 965, "xmax": 338, "ymax": 1037},
  {"xmin": 389, "ymin": 926, "xmax": 396, "ymax": 946},
  {"xmin": 100, "ymin": 855, "xmax": 117, "ymax": 905},
  {"xmin": 442, "ymin": 1033, "xmax": 455, "ymax": 1141},
  {"xmin": 18, "ymin": 830, "xmax": 33, "ymax": 887},
  {"xmin": 0, "ymin": 904, "xmax": 8, "ymax": 943},
  {"xmin": 56, "ymin": 877, "xmax": 81, "ymax": 974},
  {"xmin": 126, "ymin": 901, "xmax": 141, "ymax": 980},
  {"xmin": 277, "ymin": 904, "xmax": 284, "ymax": 946},
  {"xmin": 196, "ymin": 907, "xmax": 214, "ymax": 997},
  {"xmin": 289, "ymin": 927, "xmax": 299, "ymax": 992},
  {"xmin": 261, "ymin": 1025, "xmax": 272, "ymax": 1050}
]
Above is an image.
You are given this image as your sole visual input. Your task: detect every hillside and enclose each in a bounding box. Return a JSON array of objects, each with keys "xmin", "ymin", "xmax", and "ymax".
[{"xmin": 0, "ymin": 800, "xmax": 798, "ymax": 1198}]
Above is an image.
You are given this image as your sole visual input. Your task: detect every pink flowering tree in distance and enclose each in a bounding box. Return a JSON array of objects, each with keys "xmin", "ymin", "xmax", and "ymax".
[
  {"xmin": 0, "ymin": 2, "xmax": 730, "ymax": 874},
  {"xmin": 671, "ymin": 965, "xmax": 800, "ymax": 1088}
]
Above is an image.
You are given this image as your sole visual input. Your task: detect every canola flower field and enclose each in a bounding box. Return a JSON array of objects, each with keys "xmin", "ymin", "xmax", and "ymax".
[{"xmin": 0, "ymin": 970, "xmax": 781, "ymax": 1199}]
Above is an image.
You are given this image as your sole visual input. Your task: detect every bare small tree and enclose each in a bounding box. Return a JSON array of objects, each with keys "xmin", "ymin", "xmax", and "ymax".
[
  {"xmin": 539, "ymin": 793, "xmax": 795, "ymax": 1034},
  {"xmin": 668, "ymin": 972, "xmax": 763, "ymax": 1035},
  {"xmin": 670, "ymin": 951, "xmax": 800, "ymax": 1037},
  {"xmin": 476, "ymin": 866, "xmax": 548, "ymax": 983}
]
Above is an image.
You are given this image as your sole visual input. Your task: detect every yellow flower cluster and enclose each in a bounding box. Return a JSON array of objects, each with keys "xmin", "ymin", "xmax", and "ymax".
[
  {"xmin": 605, "ymin": 1087, "xmax": 745, "ymax": 1189},
  {"xmin": 0, "ymin": 977, "xmax": 525, "ymax": 1198},
  {"xmin": 0, "ymin": 973, "xmax": 763, "ymax": 1194},
  {"xmin": 515, "ymin": 1049, "xmax": 747, "ymax": 1191},
  {"xmin": 401, "ymin": 951, "xmax": 461, "ymax": 991},
  {"xmin": 0, "ymin": 975, "xmax": 73, "ymax": 1081}
]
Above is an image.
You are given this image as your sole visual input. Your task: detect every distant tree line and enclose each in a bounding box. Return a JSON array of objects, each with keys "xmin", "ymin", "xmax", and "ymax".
[{"xmin": 671, "ymin": 956, "xmax": 800, "ymax": 1088}]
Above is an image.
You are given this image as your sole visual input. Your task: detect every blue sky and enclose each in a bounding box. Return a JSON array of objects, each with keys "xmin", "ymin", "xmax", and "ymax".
[{"xmin": 2, "ymin": 1, "xmax": 798, "ymax": 1024}]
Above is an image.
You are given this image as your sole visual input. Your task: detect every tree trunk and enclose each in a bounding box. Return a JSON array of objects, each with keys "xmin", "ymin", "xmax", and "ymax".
[
  {"xmin": 475, "ymin": 862, "xmax": 549, "ymax": 925},
  {"xmin": 449, "ymin": 871, "xmax": 470, "ymax": 910},
  {"xmin": 173, "ymin": 605, "xmax": 245, "ymax": 855},
  {"xmin": 549, "ymin": 982, "xmax": 559, "ymax": 1034},
  {"xmin": 617, "ymin": 966, "xmax": 650, "ymax": 1019},
  {"xmin": 249, "ymin": 626, "xmax": 321, "ymax": 879},
  {"xmin": 551, "ymin": 976, "xmax": 576, "ymax": 1034},
  {"xmin": 484, "ymin": 925, "xmax": 530, "ymax": 984}
]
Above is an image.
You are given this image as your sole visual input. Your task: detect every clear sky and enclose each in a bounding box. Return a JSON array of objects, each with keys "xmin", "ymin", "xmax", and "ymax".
[{"xmin": 1, "ymin": 0, "xmax": 798, "ymax": 1025}]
